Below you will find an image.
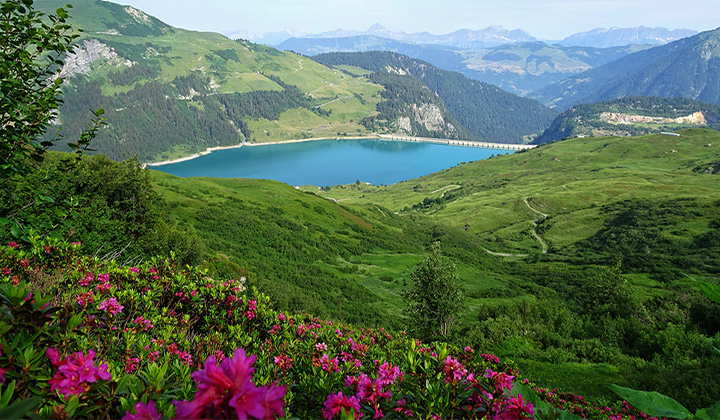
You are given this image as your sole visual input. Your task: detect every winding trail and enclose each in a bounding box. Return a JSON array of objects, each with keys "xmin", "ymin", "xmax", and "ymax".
[
  {"xmin": 524, "ymin": 198, "xmax": 548, "ymax": 254},
  {"xmin": 431, "ymin": 184, "xmax": 460, "ymax": 195},
  {"xmin": 483, "ymin": 248, "xmax": 528, "ymax": 257}
]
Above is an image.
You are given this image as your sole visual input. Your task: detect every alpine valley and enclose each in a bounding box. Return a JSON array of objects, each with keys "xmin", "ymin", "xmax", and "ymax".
[{"xmin": 2, "ymin": 1, "xmax": 720, "ymax": 419}]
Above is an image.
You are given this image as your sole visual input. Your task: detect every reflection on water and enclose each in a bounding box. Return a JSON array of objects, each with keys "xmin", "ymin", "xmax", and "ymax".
[{"xmin": 153, "ymin": 139, "xmax": 511, "ymax": 186}]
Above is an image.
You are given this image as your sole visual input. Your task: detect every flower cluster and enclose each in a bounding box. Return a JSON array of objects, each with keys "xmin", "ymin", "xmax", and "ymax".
[
  {"xmin": 46, "ymin": 348, "xmax": 112, "ymax": 399},
  {"xmin": 173, "ymin": 348, "xmax": 286, "ymax": 419}
]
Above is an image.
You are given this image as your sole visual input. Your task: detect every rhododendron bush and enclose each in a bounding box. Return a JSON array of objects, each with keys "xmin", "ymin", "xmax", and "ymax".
[{"xmin": 0, "ymin": 239, "xmax": 652, "ymax": 419}]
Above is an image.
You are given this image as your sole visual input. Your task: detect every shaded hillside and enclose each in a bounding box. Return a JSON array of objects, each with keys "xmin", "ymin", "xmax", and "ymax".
[
  {"xmin": 535, "ymin": 96, "xmax": 720, "ymax": 143},
  {"xmin": 314, "ymin": 51, "xmax": 557, "ymax": 143},
  {"xmin": 532, "ymin": 28, "xmax": 720, "ymax": 110}
]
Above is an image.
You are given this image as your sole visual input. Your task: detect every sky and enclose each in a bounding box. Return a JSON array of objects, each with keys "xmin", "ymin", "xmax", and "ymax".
[{"xmin": 116, "ymin": 0, "xmax": 720, "ymax": 41}]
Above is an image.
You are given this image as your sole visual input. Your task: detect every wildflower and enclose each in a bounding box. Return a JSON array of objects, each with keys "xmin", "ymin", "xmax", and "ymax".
[
  {"xmin": 98, "ymin": 297, "xmax": 124, "ymax": 316},
  {"xmin": 274, "ymin": 354, "xmax": 293, "ymax": 370},
  {"xmin": 313, "ymin": 354, "xmax": 340, "ymax": 373},
  {"xmin": 442, "ymin": 356, "xmax": 467, "ymax": 383},
  {"xmin": 76, "ymin": 292, "xmax": 94, "ymax": 306},
  {"xmin": 173, "ymin": 348, "xmax": 286, "ymax": 419},
  {"xmin": 499, "ymin": 394, "xmax": 534, "ymax": 419},
  {"xmin": 123, "ymin": 400, "xmax": 162, "ymax": 420},
  {"xmin": 47, "ymin": 349, "xmax": 112, "ymax": 399},
  {"xmin": 7, "ymin": 241, "xmax": 19, "ymax": 249},
  {"xmin": 484, "ymin": 369, "xmax": 514, "ymax": 392},
  {"xmin": 129, "ymin": 267, "xmax": 140, "ymax": 274},
  {"xmin": 315, "ymin": 342, "xmax": 328, "ymax": 352},
  {"xmin": 322, "ymin": 392, "xmax": 362, "ymax": 419},
  {"xmin": 1, "ymin": 267, "xmax": 10, "ymax": 276},
  {"xmin": 481, "ymin": 353, "xmax": 500, "ymax": 364},
  {"xmin": 377, "ymin": 361, "xmax": 403, "ymax": 386},
  {"xmin": 71, "ymin": 241, "xmax": 82, "ymax": 247}
]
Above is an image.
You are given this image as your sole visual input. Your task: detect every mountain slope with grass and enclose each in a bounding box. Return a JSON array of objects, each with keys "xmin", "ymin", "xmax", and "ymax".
[
  {"xmin": 534, "ymin": 96, "xmax": 720, "ymax": 143},
  {"xmin": 36, "ymin": 0, "xmax": 384, "ymax": 162},
  {"xmin": 532, "ymin": 28, "xmax": 720, "ymax": 110}
]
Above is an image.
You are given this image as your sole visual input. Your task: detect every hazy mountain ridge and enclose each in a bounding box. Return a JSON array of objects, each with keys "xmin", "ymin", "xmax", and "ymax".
[
  {"xmin": 559, "ymin": 26, "xmax": 698, "ymax": 48},
  {"xmin": 303, "ymin": 24, "xmax": 536, "ymax": 49},
  {"xmin": 531, "ymin": 28, "xmax": 720, "ymax": 110},
  {"xmin": 534, "ymin": 96, "xmax": 720, "ymax": 143}
]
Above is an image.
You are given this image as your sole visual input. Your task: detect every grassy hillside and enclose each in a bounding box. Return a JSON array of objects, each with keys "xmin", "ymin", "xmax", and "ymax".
[
  {"xmin": 36, "ymin": 0, "xmax": 382, "ymax": 161},
  {"xmin": 535, "ymin": 96, "xmax": 720, "ymax": 143},
  {"xmin": 146, "ymin": 130, "xmax": 720, "ymax": 408}
]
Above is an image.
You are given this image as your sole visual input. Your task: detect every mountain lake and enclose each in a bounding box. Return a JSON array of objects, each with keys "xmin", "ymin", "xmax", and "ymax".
[{"xmin": 151, "ymin": 138, "xmax": 513, "ymax": 186}]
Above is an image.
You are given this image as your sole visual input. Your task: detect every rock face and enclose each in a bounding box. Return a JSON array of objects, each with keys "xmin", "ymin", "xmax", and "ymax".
[
  {"xmin": 412, "ymin": 104, "xmax": 450, "ymax": 132},
  {"xmin": 58, "ymin": 39, "xmax": 133, "ymax": 79},
  {"xmin": 599, "ymin": 111, "xmax": 709, "ymax": 125}
]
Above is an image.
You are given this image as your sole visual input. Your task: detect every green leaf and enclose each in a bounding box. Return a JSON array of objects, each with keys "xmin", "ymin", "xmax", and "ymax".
[
  {"xmin": 10, "ymin": 223, "xmax": 21, "ymax": 238},
  {"xmin": 695, "ymin": 400, "xmax": 720, "ymax": 420},
  {"xmin": 609, "ymin": 384, "xmax": 692, "ymax": 419},
  {"xmin": 697, "ymin": 282, "xmax": 720, "ymax": 304},
  {"xmin": 0, "ymin": 397, "xmax": 43, "ymax": 419}
]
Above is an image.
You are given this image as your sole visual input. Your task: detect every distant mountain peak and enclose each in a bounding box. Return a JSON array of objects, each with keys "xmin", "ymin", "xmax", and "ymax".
[{"xmin": 367, "ymin": 23, "xmax": 389, "ymax": 32}]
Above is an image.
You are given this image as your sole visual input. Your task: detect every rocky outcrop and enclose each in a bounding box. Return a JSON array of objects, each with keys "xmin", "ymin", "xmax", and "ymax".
[
  {"xmin": 58, "ymin": 39, "xmax": 134, "ymax": 79},
  {"xmin": 600, "ymin": 111, "xmax": 709, "ymax": 125}
]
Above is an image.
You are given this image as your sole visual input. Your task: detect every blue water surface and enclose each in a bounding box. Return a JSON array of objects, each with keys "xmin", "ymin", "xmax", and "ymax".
[{"xmin": 152, "ymin": 139, "xmax": 512, "ymax": 186}]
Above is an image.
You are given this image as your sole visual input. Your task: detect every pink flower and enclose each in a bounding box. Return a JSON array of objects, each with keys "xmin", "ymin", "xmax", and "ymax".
[
  {"xmin": 47, "ymin": 349, "xmax": 112, "ymax": 399},
  {"xmin": 98, "ymin": 297, "xmax": 124, "ymax": 316},
  {"xmin": 497, "ymin": 394, "xmax": 534, "ymax": 419},
  {"xmin": 378, "ymin": 361, "xmax": 403, "ymax": 386},
  {"xmin": 482, "ymin": 353, "xmax": 500, "ymax": 364},
  {"xmin": 123, "ymin": 401, "xmax": 162, "ymax": 420},
  {"xmin": 314, "ymin": 354, "xmax": 340, "ymax": 373},
  {"xmin": 485, "ymin": 369, "xmax": 514, "ymax": 392},
  {"xmin": 173, "ymin": 348, "xmax": 286, "ymax": 420},
  {"xmin": 7, "ymin": 241, "xmax": 19, "ymax": 250},
  {"xmin": 442, "ymin": 356, "xmax": 467, "ymax": 383},
  {"xmin": 322, "ymin": 392, "xmax": 362, "ymax": 419},
  {"xmin": 315, "ymin": 343, "xmax": 328, "ymax": 352},
  {"xmin": 274, "ymin": 354, "xmax": 293, "ymax": 370}
]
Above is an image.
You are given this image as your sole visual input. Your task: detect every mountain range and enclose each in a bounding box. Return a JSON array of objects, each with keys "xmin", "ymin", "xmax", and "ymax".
[
  {"xmin": 280, "ymin": 36, "xmax": 650, "ymax": 95},
  {"xmin": 251, "ymin": 23, "xmax": 695, "ymax": 50},
  {"xmin": 532, "ymin": 28, "xmax": 720, "ymax": 109}
]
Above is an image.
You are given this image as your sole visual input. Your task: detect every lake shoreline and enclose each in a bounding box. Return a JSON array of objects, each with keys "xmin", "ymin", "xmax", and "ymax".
[
  {"xmin": 143, "ymin": 135, "xmax": 383, "ymax": 167},
  {"xmin": 143, "ymin": 134, "xmax": 533, "ymax": 167}
]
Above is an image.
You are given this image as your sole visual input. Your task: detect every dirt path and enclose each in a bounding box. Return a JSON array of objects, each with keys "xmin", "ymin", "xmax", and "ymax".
[
  {"xmin": 524, "ymin": 198, "xmax": 548, "ymax": 254},
  {"xmin": 483, "ymin": 248, "xmax": 527, "ymax": 257},
  {"xmin": 315, "ymin": 95, "xmax": 351, "ymax": 108},
  {"xmin": 431, "ymin": 185, "xmax": 460, "ymax": 195}
]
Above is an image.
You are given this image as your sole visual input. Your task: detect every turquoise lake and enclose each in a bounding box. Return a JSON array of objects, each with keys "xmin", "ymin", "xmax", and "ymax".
[{"xmin": 152, "ymin": 139, "xmax": 512, "ymax": 186}]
